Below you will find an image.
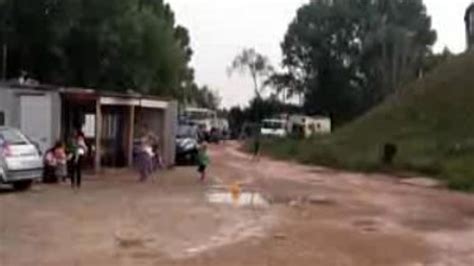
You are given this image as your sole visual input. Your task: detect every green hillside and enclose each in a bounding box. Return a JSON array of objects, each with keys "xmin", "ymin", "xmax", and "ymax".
[{"xmin": 263, "ymin": 52, "xmax": 474, "ymax": 191}]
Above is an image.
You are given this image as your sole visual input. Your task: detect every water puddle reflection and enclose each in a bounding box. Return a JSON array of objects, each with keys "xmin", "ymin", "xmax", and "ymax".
[{"xmin": 206, "ymin": 191, "xmax": 269, "ymax": 208}]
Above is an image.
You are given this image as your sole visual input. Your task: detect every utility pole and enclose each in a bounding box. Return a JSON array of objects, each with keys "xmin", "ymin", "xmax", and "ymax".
[{"xmin": 1, "ymin": 43, "xmax": 6, "ymax": 81}]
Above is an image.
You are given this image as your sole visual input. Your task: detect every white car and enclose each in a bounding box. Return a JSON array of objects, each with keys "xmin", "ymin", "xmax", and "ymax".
[{"xmin": 0, "ymin": 127, "xmax": 43, "ymax": 190}]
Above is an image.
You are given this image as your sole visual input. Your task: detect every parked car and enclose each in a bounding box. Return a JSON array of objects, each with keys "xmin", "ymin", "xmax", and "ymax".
[
  {"xmin": 0, "ymin": 127, "xmax": 43, "ymax": 190},
  {"xmin": 176, "ymin": 124, "xmax": 199, "ymax": 165}
]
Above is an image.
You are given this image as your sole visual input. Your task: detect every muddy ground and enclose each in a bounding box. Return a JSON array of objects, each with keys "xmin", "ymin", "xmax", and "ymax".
[{"xmin": 1, "ymin": 143, "xmax": 473, "ymax": 266}]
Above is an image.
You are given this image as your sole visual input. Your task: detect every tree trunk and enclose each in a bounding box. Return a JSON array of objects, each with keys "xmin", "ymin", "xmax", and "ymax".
[
  {"xmin": 251, "ymin": 71, "xmax": 260, "ymax": 98},
  {"xmin": 2, "ymin": 43, "xmax": 6, "ymax": 80}
]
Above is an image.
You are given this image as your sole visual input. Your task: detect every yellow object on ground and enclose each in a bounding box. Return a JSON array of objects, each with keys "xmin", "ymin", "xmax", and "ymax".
[{"xmin": 229, "ymin": 182, "xmax": 242, "ymax": 205}]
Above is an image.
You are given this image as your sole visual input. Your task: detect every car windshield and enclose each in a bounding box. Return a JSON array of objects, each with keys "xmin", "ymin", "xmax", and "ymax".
[
  {"xmin": 177, "ymin": 126, "xmax": 197, "ymax": 138},
  {"xmin": 0, "ymin": 129, "xmax": 29, "ymax": 145},
  {"xmin": 187, "ymin": 112, "xmax": 209, "ymax": 120}
]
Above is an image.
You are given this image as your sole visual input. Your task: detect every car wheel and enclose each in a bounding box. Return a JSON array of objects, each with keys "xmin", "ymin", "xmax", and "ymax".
[{"xmin": 13, "ymin": 180, "xmax": 33, "ymax": 191}]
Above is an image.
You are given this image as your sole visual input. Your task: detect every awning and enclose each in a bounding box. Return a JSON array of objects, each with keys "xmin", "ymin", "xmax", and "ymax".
[{"xmin": 99, "ymin": 96, "xmax": 168, "ymax": 109}]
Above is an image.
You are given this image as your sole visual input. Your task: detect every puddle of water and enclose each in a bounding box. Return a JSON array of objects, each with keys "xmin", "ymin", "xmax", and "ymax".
[{"xmin": 206, "ymin": 192, "xmax": 269, "ymax": 208}]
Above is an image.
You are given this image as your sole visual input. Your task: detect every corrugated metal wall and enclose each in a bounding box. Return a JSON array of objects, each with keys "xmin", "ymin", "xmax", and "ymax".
[
  {"xmin": 164, "ymin": 101, "xmax": 178, "ymax": 166},
  {"xmin": 0, "ymin": 87, "xmax": 18, "ymax": 127},
  {"xmin": 0, "ymin": 86, "xmax": 61, "ymax": 152}
]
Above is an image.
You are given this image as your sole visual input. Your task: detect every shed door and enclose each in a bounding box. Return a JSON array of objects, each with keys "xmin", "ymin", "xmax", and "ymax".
[{"xmin": 20, "ymin": 95, "xmax": 52, "ymax": 153}]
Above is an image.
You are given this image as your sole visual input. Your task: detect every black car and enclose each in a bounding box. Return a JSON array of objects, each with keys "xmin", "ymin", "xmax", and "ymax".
[{"xmin": 175, "ymin": 125, "xmax": 199, "ymax": 165}]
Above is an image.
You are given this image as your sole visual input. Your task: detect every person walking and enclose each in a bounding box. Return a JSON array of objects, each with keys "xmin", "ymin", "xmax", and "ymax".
[
  {"xmin": 68, "ymin": 131, "xmax": 87, "ymax": 190},
  {"xmin": 137, "ymin": 135, "xmax": 154, "ymax": 182},
  {"xmin": 252, "ymin": 126, "xmax": 262, "ymax": 161},
  {"xmin": 137, "ymin": 125, "xmax": 161, "ymax": 181}
]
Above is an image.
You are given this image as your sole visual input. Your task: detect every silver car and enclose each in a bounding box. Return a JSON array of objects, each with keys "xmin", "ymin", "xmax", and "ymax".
[{"xmin": 0, "ymin": 127, "xmax": 43, "ymax": 190}]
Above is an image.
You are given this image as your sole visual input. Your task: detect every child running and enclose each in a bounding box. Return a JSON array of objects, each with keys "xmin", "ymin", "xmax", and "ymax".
[{"xmin": 197, "ymin": 143, "xmax": 210, "ymax": 181}]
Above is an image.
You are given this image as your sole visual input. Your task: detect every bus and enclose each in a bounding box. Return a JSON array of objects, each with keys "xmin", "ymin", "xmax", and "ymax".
[{"xmin": 182, "ymin": 107, "xmax": 218, "ymax": 133}]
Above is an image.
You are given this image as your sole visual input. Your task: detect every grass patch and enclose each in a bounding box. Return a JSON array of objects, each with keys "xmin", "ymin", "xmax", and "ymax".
[{"xmin": 261, "ymin": 52, "xmax": 474, "ymax": 192}]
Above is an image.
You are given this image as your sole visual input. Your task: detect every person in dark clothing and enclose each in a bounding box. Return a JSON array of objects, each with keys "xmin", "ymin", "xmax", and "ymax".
[
  {"xmin": 252, "ymin": 126, "xmax": 261, "ymax": 161},
  {"xmin": 70, "ymin": 155, "xmax": 83, "ymax": 188},
  {"xmin": 67, "ymin": 131, "xmax": 87, "ymax": 190},
  {"xmin": 43, "ymin": 147, "xmax": 58, "ymax": 183}
]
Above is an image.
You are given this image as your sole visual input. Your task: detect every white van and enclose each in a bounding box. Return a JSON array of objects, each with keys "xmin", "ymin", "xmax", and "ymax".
[{"xmin": 260, "ymin": 119, "xmax": 287, "ymax": 138}]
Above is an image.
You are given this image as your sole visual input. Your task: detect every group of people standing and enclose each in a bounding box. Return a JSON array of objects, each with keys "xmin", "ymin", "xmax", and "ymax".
[
  {"xmin": 137, "ymin": 125, "xmax": 211, "ymax": 183},
  {"xmin": 44, "ymin": 130, "xmax": 88, "ymax": 190},
  {"xmin": 43, "ymin": 125, "xmax": 211, "ymax": 188}
]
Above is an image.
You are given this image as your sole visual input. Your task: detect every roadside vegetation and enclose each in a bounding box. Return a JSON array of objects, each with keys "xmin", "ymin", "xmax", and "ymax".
[
  {"xmin": 229, "ymin": 0, "xmax": 444, "ymax": 134},
  {"xmin": 231, "ymin": 0, "xmax": 474, "ymax": 192},
  {"xmin": 262, "ymin": 52, "xmax": 474, "ymax": 192}
]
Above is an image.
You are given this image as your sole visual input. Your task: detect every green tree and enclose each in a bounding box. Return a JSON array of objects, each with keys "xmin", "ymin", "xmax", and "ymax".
[
  {"xmin": 0, "ymin": 0, "xmax": 193, "ymax": 99},
  {"xmin": 190, "ymin": 85, "xmax": 221, "ymax": 110},
  {"xmin": 359, "ymin": 0, "xmax": 437, "ymax": 103},
  {"xmin": 173, "ymin": 25, "xmax": 197, "ymax": 103},
  {"xmin": 278, "ymin": 0, "xmax": 436, "ymax": 124},
  {"xmin": 228, "ymin": 48, "xmax": 274, "ymax": 98}
]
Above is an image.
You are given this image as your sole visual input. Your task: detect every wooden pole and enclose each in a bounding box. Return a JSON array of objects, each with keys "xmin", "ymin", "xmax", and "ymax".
[
  {"xmin": 128, "ymin": 105, "xmax": 135, "ymax": 167},
  {"xmin": 95, "ymin": 99, "xmax": 102, "ymax": 173}
]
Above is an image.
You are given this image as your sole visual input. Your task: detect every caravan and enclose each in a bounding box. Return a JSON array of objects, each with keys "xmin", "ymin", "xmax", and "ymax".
[{"xmin": 287, "ymin": 115, "xmax": 331, "ymax": 138}]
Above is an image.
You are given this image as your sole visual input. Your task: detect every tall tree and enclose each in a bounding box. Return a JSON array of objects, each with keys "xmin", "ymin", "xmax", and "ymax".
[
  {"xmin": 191, "ymin": 85, "xmax": 221, "ymax": 110},
  {"xmin": 359, "ymin": 0, "xmax": 437, "ymax": 103},
  {"xmin": 174, "ymin": 25, "xmax": 197, "ymax": 103},
  {"xmin": 228, "ymin": 48, "xmax": 274, "ymax": 98},
  {"xmin": 277, "ymin": 0, "xmax": 436, "ymax": 124},
  {"xmin": 0, "ymin": 0, "xmax": 194, "ymax": 99}
]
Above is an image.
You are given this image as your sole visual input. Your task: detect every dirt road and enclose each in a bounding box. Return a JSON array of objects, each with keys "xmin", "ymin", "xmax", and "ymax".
[{"xmin": 1, "ymin": 143, "xmax": 473, "ymax": 265}]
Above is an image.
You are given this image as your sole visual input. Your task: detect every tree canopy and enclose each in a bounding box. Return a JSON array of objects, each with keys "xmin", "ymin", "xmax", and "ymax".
[
  {"xmin": 274, "ymin": 0, "xmax": 437, "ymax": 124},
  {"xmin": 0, "ymin": 0, "xmax": 195, "ymax": 100},
  {"xmin": 228, "ymin": 48, "xmax": 274, "ymax": 99},
  {"xmin": 188, "ymin": 85, "xmax": 221, "ymax": 110}
]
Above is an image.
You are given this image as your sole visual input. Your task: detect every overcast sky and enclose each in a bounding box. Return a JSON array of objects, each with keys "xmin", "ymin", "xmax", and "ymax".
[{"xmin": 166, "ymin": 0, "xmax": 472, "ymax": 107}]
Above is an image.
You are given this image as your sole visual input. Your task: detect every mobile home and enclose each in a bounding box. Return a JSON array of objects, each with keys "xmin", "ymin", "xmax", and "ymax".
[{"xmin": 287, "ymin": 115, "xmax": 331, "ymax": 138}]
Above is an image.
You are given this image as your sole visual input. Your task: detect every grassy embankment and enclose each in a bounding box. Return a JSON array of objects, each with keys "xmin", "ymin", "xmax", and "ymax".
[{"xmin": 262, "ymin": 52, "xmax": 474, "ymax": 191}]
